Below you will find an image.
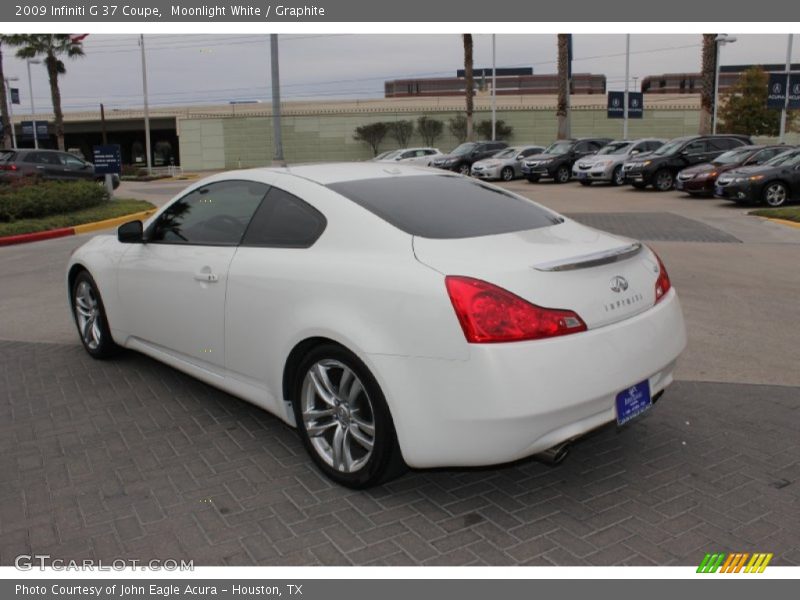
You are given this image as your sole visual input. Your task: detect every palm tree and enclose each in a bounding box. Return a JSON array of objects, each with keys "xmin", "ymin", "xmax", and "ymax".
[
  {"xmin": 556, "ymin": 34, "xmax": 570, "ymax": 139},
  {"xmin": 462, "ymin": 34, "xmax": 474, "ymax": 142},
  {"xmin": 4, "ymin": 34, "xmax": 85, "ymax": 151},
  {"xmin": 0, "ymin": 40, "xmax": 12, "ymax": 148},
  {"xmin": 699, "ymin": 34, "xmax": 717, "ymax": 134}
]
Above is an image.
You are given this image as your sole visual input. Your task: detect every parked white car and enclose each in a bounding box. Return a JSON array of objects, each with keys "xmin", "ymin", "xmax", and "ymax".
[
  {"xmin": 67, "ymin": 164, "xmax": 686, "ymax": 487},
  {"xmin": 572, "ymin": 139, "xmax": 665, "ymax": 186},
  {"xmin": 376, "ymin": 147, "xmax": 442, "ymax": 166},
  {"xmin": 470, "ymin": 145, "xmax": 546, "ymax": 181}
]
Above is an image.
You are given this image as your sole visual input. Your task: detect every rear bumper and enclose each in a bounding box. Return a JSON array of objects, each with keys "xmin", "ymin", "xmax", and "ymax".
[{"xmin": 371, "ymin": 290, "xmax": 687, "ymax": 468}]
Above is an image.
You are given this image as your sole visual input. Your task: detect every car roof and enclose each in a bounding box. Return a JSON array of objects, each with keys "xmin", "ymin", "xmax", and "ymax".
[{"xmin": 233, "ymin": 162, "xmax": 446, "ymax": 186}]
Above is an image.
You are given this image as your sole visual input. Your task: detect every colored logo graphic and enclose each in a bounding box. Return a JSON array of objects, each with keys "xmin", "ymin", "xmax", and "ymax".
[{"xmin": 697, "ymin": 552, "xmax": 773, "ymax": 573}]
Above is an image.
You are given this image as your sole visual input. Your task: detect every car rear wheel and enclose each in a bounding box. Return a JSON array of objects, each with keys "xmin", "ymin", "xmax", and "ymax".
[
  {"xmin": 763, "ymin": 182, "xmax": 788, "ymax": 207},
  {"xmin": 71, "ymin": 271, "xmax": 120, "ymax": 359},
  {"xmin": 612, "ymin": 166, "xmax": 625, "ymax": 186},
  {"xmin": 555, "ymin": 165, "xmax": 571, "ymax": 184},
  {"xmin": 293, "ymin": 344, "xmax": 406, "ymax": 488},
  {"xmin": 501, "ymin": 167, "xmax": 514, "ymax": 182},
  {"xmin": 654, "ymin": 169, "xmax": 675, "ymax": 191}
]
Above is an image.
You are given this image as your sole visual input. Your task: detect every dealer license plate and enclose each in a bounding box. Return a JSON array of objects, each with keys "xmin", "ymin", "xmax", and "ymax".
[{"xmin": 615, "ymin": 380, "xmax": 652, "ymax": 425}]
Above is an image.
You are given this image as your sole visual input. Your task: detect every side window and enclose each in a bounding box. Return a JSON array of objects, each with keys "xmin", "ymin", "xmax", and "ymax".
[
  {"xmin": 241, "ymin": 187, "xmax": 327, "ymax": 248},
  {"xmin": 648, "ymin": 141, "xmax": 664, "ymax": 152},
  {"xmin": 424, "ymin": 149, "xmax": 437, "ymax": 156},
  {"xmin": 573, "ymin": 142, "xmax": 588, "ymax": 153},
  {"xmin": 754, "ymin": 148, "xmax": 783, "ymax": 163},
  {"xmin": 62, "ymin": 154, "xmax": 85, "ymax": 168},
  {"xmin": 23, "ymin": 152, "xmax": 42, "ymax": 164},
  {"xmin": 401, "ymin": 151, "xmax": 415, "ymax": 159},
  {"xmin": 521, "ymin": 148, "xmax": 539, "ymax": 157},
  {"xmin": 684, "ymin": 141, "xmax": 708, "ymax": 154},
  {"xmin": 148, "ymin": 180, "xmax": 268, "ymax": 246}
]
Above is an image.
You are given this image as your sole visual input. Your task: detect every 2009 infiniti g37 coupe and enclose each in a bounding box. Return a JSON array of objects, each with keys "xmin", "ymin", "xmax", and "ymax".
[{"xmin": 67, "ymin": 164, "xmax": 686, "ymax": 487}]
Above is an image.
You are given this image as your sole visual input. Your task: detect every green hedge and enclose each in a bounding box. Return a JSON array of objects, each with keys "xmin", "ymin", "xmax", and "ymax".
[{"xmin": 0, "ymin": 180, "xmax": 109, "ymax": 222}]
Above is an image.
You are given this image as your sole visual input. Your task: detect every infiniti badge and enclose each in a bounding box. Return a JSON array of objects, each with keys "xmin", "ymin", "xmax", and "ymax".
[{"xmin": 610, "ymin": 275, "xmax": 629, "ymax": 293}]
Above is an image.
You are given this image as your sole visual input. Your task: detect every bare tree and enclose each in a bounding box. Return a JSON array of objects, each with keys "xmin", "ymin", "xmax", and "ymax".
[
  {"xmin": 556, "ymin": 34, "xmax": 570, "ymax": 139},
  {"xmin": 699, "ymin": 33, "xmax": 717, "ymax": 135},
  {"xmin": 462, "ymin": 34, "xmax": 474, "ymax": 142}
]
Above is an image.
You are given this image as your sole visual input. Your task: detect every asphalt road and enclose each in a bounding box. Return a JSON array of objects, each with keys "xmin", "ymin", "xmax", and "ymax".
[{"xmin": 2, "ymin": 176, "xmax": 799, "ymax": 387}]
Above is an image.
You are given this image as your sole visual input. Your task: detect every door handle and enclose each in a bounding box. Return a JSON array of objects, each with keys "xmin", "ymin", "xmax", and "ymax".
[{"xmin": 193, "ymin": 267, "xmax": 219, "ymax": 283}]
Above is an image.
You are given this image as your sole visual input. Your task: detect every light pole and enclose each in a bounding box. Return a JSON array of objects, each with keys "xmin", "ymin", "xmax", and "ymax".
[
  {"xmin": 712, "ymin": 34, "xmax": 737, "ymax": 135},
  {"xmin": 623, "ymin": 34, "xmax": 630, "ymax": 139},
  {"xmin": 139, "ymin": 34, "xmax": 152, "ymax": 175},
  {"xmin": 491, "ymin": 34, "xmax": 496, "ymax": 141},
  {"xmin": 779, "ymin": 34, "xmax": 794, "ymax": 143},
  {"xmin": 270, "ymin": 34, "xmax": 284, "ymax": 166},
  {"xmin": 4, "ymin": 76, "xmax": 19, "ymax": 147},
  {"xmin": 26, "ymin": 58, "xmax": 41, "ymax": 149}
]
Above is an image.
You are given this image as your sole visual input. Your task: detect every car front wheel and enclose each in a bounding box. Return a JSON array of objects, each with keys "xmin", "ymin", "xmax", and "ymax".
[
  {"xmin": 654, "ymin": 169, "xmax": 675, "ymax": 191},
  {"xmin": 612, "ymin": 166, "xmax": 625, "ymax": 186},
  {"xmin": 458, "ymin": 164, "xmax": 470, "ymax": 176},
  {"xmin": 501, "ymin": 167, "xmax": 514, "ymax": 181},
  {"xmin": 763, "ymin": 182, "xmax": 788, "ymax": 207},
  {"xmin": 71, "ymin": 271, "xmax": 120, "ymax": 359},
  {"xmin": 555, "ymin": 165, "xmax": 571, "ymax": 183},
  {"xmin": 293, "ymin": 344, "xmax": 406, "ymax": 488}
]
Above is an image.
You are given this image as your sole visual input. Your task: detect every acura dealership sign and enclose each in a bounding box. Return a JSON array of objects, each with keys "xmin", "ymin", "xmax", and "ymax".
[{"xmin": 767, "ymin": 73, "xmax": 800, "ymax": 109}]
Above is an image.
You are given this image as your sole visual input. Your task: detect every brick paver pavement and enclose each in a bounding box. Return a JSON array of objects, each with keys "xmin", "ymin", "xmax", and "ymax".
[{"xmin": 1, "ymin": 341, "xmax": 798, "ymax": 566}]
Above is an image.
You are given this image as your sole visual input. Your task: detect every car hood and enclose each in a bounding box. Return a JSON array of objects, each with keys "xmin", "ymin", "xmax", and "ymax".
[
  {"xmin": 433, "ymin": 153, "xmax": 467, "ymax": 162},
  {"xmin": 524, "ymin": 153, "xmax": 565, "ymax": 162},
  {"xmin": 577, "ymin": 153, "xmax": 627, "ymax": 165},
  {"xmin": 473, "ymin": 157, "xmax": 514, "ymax": 167},
  {"xmin": 723, "ymin": 165, "xmax": 779, "ymax": 178},
  {"xmin": 624, "ymin": 152, "xmax": 655, "ymax": 163}
]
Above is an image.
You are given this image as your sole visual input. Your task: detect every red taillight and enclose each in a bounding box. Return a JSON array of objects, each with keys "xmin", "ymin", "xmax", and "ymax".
[
  {"xmin": 444, "ymin": 276, "xmax": 587, "ymax": 343},
  {"xmin": 653, "ymin": 251, "xmax": 672, "ymax": 303},
  {"xmin": 0, "ymin": 164, "xmax": 17, "ymax": 171}
]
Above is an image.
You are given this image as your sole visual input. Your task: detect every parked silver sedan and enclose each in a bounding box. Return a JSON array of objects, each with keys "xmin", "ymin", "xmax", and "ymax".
[
  {"xmin": 471, "ymin": 145, "xmax": 545, "ymax": 181},
  {"xmin": 572, "ymin": 139, "xmax": 665, "ymax": 186}
]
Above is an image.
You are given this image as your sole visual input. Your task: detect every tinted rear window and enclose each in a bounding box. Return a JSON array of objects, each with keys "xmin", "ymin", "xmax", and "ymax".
[{"xmin": 328, "ymin": 175, "xmax": 562, "ymax": 239}]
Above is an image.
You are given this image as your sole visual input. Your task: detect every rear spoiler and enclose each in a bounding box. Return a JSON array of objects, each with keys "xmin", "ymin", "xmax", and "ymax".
[{"xmin": 532, "ymin": 242, "xmax": 643, "ymax": 272}]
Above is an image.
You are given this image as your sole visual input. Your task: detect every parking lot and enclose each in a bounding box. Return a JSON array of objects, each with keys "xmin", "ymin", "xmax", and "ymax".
[{"xmin": 1, "ymin": 176, "xmax": 799, "ymax": 566}]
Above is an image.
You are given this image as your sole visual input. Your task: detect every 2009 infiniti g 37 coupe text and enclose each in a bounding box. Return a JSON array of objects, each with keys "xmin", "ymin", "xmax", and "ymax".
[{"xmin": 67, "ymin": 164, "xmax": 686, "ymax": 487}]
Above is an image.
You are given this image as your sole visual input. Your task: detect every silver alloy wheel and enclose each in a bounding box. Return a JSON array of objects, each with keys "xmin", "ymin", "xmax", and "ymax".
[
  {"xmin": 458, "ymin": 164, "xmax": 470, "ymax": 175},
  {"xmin": 301, "ymin": 359, "xmax": 376, "ymax": 473},
  {"xmin": 764, "ymin": 183, "xmax": 787, "ymax": 207},
  {"xmin": 74, "ymin": 280, "xmax": 101, "ymax": 350},
  {"xmin": 613, "ymin": 166, "xmax": 625, "ymax": 186},
  {"xmin": 557, "ymin": 166, "xmax": 570, "ymax": 183},
  {"xmin": 501, "ymin": 167, "xmax": 514, "ymax": 181}
]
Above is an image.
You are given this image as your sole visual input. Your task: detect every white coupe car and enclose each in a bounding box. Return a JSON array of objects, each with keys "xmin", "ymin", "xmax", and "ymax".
[{"xmin": 67, "ymin": 164, "xmax": 686, "ymax": 487}]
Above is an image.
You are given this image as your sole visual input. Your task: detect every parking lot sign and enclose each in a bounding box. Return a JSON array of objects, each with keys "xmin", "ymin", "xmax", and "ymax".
[
  {"xmin": 607, "ymin": 91, "xmax": 644, "ymax": 119},
  {"xmin": 92, "ymin": 144, "xmax": 122, "ymax": 175}
]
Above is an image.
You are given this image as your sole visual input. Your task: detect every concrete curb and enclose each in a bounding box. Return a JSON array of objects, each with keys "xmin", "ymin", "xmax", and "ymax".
[
  {"xmin": 762, "ymin": 217, "xmax": 800, "ymax": 230},
  {"xmin": 0, "ymin": 209, "xmax": 157, "ymax": 247}
]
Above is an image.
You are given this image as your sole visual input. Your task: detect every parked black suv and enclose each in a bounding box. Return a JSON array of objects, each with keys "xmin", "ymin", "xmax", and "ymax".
[
  {"xmin": 431, "ymin": 141, "xmax": 508, "ymax": 175},
  {"xmin": 521, "ymin": 138, "xmax": 612, "ymax": 183},
  {"xmin": 0, "ymin": 148, "xmax": 121, "ymax": 188},
  {"xmin": 622, "ymin": 134, "xmax": 752, "ymax": 191}
]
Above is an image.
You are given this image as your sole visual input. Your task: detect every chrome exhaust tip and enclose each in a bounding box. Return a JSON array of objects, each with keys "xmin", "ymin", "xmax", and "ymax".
[{"xmin": 535, "ymin": 442, "xmax": 570, "ymax": 465}]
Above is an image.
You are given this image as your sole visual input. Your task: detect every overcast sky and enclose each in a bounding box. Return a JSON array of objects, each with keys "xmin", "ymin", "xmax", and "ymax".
[{"xmin": 1, "ymin": 33, "xmax": 795, "ymax": 113}]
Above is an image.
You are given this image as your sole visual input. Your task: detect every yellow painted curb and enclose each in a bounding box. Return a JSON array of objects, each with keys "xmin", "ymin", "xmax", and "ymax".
[
  {"xmin": 73, "ymin": 209, "xmax": 157, "ymax": 235},
  {"xmin": 762, "ymin": 217, "xmax": 800, "ymax": 230}
]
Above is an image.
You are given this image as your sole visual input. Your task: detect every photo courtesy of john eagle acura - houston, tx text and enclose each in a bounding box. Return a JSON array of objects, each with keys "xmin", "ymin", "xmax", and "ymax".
[{"xmin": 67, "ymin": 164, "xmax": 685, "ymax": 488}]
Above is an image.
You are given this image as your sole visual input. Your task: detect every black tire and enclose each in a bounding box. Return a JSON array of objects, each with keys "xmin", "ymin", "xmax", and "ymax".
[
  {"xmin": 555, "ymin": 165, "xmax": 571, "ymax": 184},
  {"xmin": 458, "ymin": 164, "xmax": 470, "ymax": 176},
  {"xmin": 526, "ymin": 176, "xmax": 540, "ymax": 183},
  {"xmin": 578, "ymin": 180, "xmax": 592, "ymax": 186},
  {"xmin": 631, "ymin": 181, "xmax": 648, "ymax": 189},
  {"xmin": 70, "ymin": 270, "xmax": 121, "ymax": 359},
  {"xmin": 762, "ymin": 181, "xmax": 789, "ymax": 207},
  {"xmin": 653, "ymin": 169, "xmax": 675, "ymax": 192},
  {"xmin": 612, "ymin": 165, "xmax": 624, "ymax": 186},
  {"xmin": 292, "ymin": 343, "xmax": 406, "ymax": 488},
  {"xmin": 500, "ymin": 167, "xmax": 514, "ymax": 182}
]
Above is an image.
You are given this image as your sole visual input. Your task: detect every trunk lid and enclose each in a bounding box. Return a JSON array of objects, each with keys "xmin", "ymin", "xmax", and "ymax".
[{"xmin": 414, "ymin": 220, "xmax": 660, "ymax": 329}]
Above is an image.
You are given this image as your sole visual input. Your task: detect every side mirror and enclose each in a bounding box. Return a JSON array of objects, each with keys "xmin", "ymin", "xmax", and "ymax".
[
  {"xmin": 118, "ymin": 220, "xmax": 144, "ymax": 244},
  {"xmin": 630, "ymin": 149, "xmax": 640, "ymax": 155}
]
